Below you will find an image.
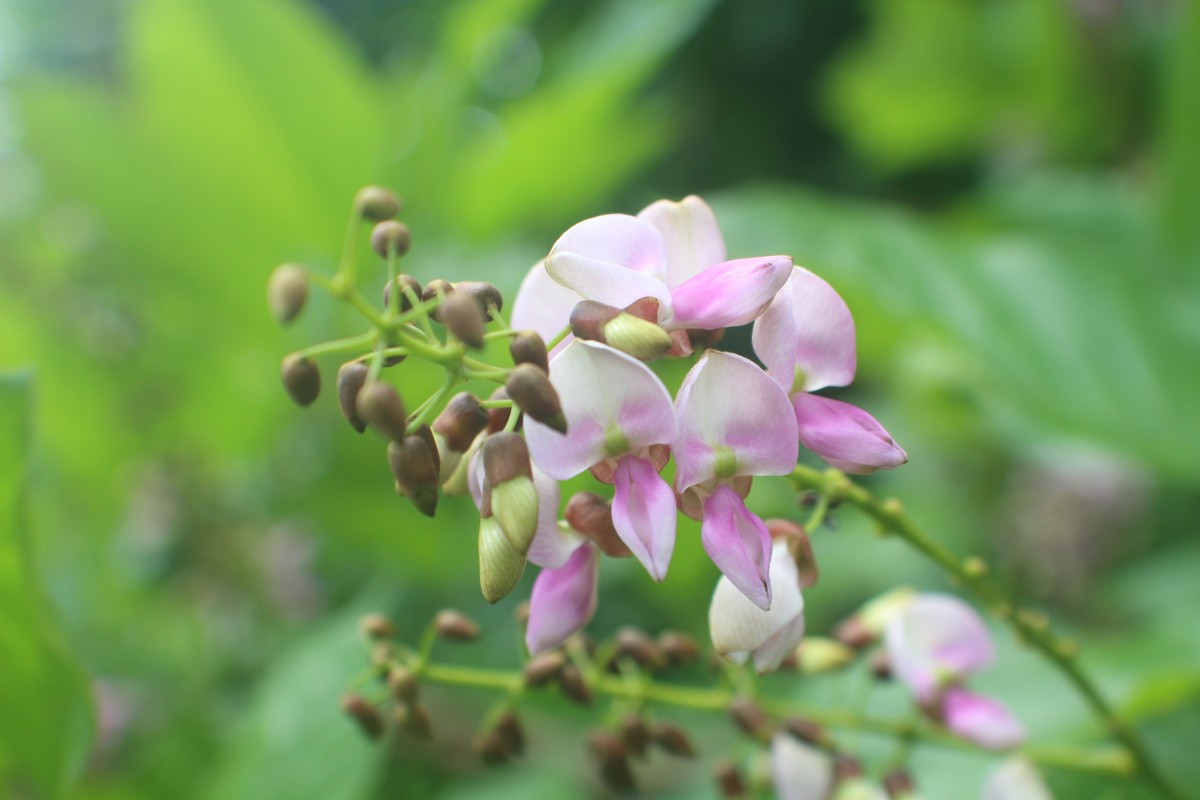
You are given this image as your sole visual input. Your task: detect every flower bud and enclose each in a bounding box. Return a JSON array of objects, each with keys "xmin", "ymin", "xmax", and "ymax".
[
  {"xmin": 387, "ymin": 667, "xmax": 419, "ymax": 703},
  {"xmin": 882, "ymin": 770, "xmax": 915, "ymax": 800},
  {"xmin": 618, "ymin": 713, "xmax": 651, "ymax": 758},
  {"xmin": 454, "ymin": 281, "xmax": 504, "ymax": 317},
  {"xmin": 434, "ymin": 609, "xmax": 480, "ymax": 642},
  {"xmin": 421, "ymin": 279, "xmax": 455, "ymax": 321},
  {"xmin": 496, "ymin": 710, "xmax": 525, "ymax": 757},
  {"xmin": 767, "ymin": 518, "xmax": 819, "ymax": 588},
  {"xmin": 729, "ymin": 698, "xmax": 769, "ymax": 740},
  {"xmin": 267, "ymin": 263, "xmax": 308, "ymax": 324},
  {"xmin": 433, "ymin": 392, "xmax": 489, "ymax": 455},
  {"xmin": 509, "ymin": 331, "xmax": 549, "ymax": 373},
  {"xmin": 370, "ymin": 220, "xmax": 411, "ymax": 259},
  {"xmin": 479, "ymin": 516, "xmax": 526, "ymax": 604},
  {"xmin": 441, "ymin": 292, "xmax": 487, "ymax": 349},
  {"xmin": 653, "ymin": 723, "xmax": 696, "ymax": 758},
  {"xmin": 870, "ymin": 649, "xmax": 892, "ymax": 681},
  {"xmin": 588, "ymin": 731, "xmax": 635, "ymax": 793},
  {"xmin": 474, "ymin": 728, "xmax": 509, "ymax": 767},
  {"xmin": 657, "ymin": 631, "xmax": 699, "ymax": 666},
  {"xmin": 441, "ymin": 432, "xmax": 483, "ymax": 496},
  {"xmin": 781, "ymin": 717, "xmax": 827, "ymax": 747},
  {"xmin": 523, "ymin": 651, "xmax": 565, "ymax": 687},
  {"xmin": 570, "ymin": 299, "xmax": 672, "ymax": 361},
  {"xmin": 358, "ymin": 612, "xmax": 395, "ymax": 640},
  {"xmin": 482, "ymin": 433, "xmax": 538, "ymax": 555},
  {"xmin": 357, "ymin": 380, "xmax": 407, "ymax": 441},
  {"xmin": 394, "ymin": 702, "xmax": 433, "ymax": 739},
  {"xmin": 382, "ymin": 274, "xmax": 422, "ymax": 312},
  {"xmin": 281, "ymin": 354, "xmax": 320, "ymax": 407},
  {"xmin": 505, "ymin": 363, "xmax": 567, "ymax": 433},
  {"xmin": 341, "ymin": 694, "xmax": 385, "ymax": 740},
  {"xmin": 796, "ymin": 637, "xmax": 855, "ymax": 675},
  {"xmin": 336, "ymin": 362, "xmax": 370, "ymax": 433},
  {"xmin": 611, "ymin": 627, "xmax": 666, "ymax": 671},
  {"xmin": 354, "ymin": 185, "xmax": 402, "ymax": 221},
  {"xmin": 564, "ymin": 492, "xmax": 632, "ymax": 557},
  {"xmin": 714, "ymin": 761, "xmax": 746, "ymax": 797},
  {"xmin": 388, "ymin": 431, "xmax": 440, "ymax": 517},
  {"xmin": 559, "ymin": 663, "xmax": 593, "ymax": 706}
]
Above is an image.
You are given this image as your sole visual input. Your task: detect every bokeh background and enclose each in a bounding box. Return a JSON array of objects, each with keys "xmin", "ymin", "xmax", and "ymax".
[{"xmin": 1, "ymin": 0, "xmax": 1198, "ymax": 797}]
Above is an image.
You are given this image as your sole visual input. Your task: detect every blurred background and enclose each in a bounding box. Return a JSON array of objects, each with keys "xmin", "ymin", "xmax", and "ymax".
[{"xmin": 1, "ymin": 0, "xmax": 1197, "ymax": 797}]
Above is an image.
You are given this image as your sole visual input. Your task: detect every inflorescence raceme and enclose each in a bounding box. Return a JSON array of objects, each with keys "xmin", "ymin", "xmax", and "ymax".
[{"xmin": 270, "ymin": 188, "xmax": 1182, "ymax": 799}]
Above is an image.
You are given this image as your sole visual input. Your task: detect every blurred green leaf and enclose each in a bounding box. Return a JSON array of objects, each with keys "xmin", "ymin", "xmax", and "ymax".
[{"xmin": 0, "ymin": 371, "xmax": 93, "ymax": 797}]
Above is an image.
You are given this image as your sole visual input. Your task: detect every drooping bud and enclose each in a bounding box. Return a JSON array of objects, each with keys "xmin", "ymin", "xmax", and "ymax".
[
  {"xmin": 388, "ymin": 430, "xmax": 440, "ymax": 517},
  {"xmin": 657, "ymin": 631, "xmax": 700, "ymax": 666},
  {"xmin": 729, "ymin": 698, "xmax": 769, "ymax": 740},
  {"xmin": 387, "ymin": 667, "xmax": 419, "ymax": 703},
  {"xmin": 267, "ymin": 263, "xmax": 309, "ymax": 324},
  {"xmin": 714, "ymin": 760, "xmax": 746, "ymax": 797},
  {"xmin": 454, "ymin": 281, "xmax": 504, "ymax": 317},
  {"xmin": 509, "ymin": 331, "xmax": 549, "ymax": 373},
  {"xmin": 505, "ymin": 363, "xmax": 567, "ymax": 433},
  {"xmin": 354, "ymin": 185, "xmax": 401, "ymax": 221},
  {"xmin": 611, "ymin": 627, "xmax": 666, "ymax": 671},
  {"xmin": 382, "ymin": 274, "xmax": 422, "ymax": 312},
  {"xmin": 281, "ymin": 354, "xmax": 320, "ymax": 407},
  {"xmin": 559, "ymin": 663, "xmax": 594, "ymax": 706},
  {"xmin": 565, "ymin": 493, "xmax": 632, "ymax": 557},
  {"xmin": 341, "ymin": 694, "xmax": 385, "ymax": 740},
  {"xmin": 870, "ymin": 649, "xmax": 892, "ymax": 681},
  {"xmin": 358, "ymin": 612, "xmax": 395, "ymax": 640},
  {"xmin": 441, "ymin": 292, "xmax": 487, "ymax": 349},
  {"xmin": 782, "ymin": 717, "xmax": 828, "ymax": 748},
  {"xmin": 796, "ymin": 637, "xmax": 856, "ymax": 675},
  {"xmin": 767, "ymin": 518, "xmax": 819, "ymax": 588},
  {"xmin": 395, "ymin": 702, "xmax": 433, "ymax": 739},
  {"xmin": 421, "ymin": 279, "xmax": 455, "ymax": 321},
  {"xmin": 434, "ymin": 609, "xmax": 480, "ymax": 642},
  {"xmin": 482, "ymin": 433, "xmax": 538, "ymax": 555},
  {"xmin": 523, "ymin": 651, "xmax": 565, "ymax": 687},
  {"xmin": 653, "ymin": 723, "xmax": 697, "ymax": 758},
  {"xmin": 496, "ymin": 710, "xmax": 525, "ymax": 757},
  {"xmin": 618, "ymin": 713, "xmax": 651, "ymax": 758},
  {"xmin": 356, "ymin": 380, "xmax": 407, "ymax": 441},
  {"xmin": 479, "ymin": 516, "xmax": 526, "ymax": 604},
  {"xmin": 433, "ymin": 393, "xmax": 489, "ymax": 455},
  {"xmin": 474, "ymin": 728, "xmax": 509, "ymax": 767},
  {"xmin": 883, "ymin": 770, "xmax": 915, "ymax": 799},
  {"xmin": 370, "ymin": 220, "xmax": 411, "ymax": 259},
  {"xmin": 336, "ymin": 362, "xmax": 370, "ymax": 433},
  {"xmin": 588, "ymin": 731, "xmax": 635, "ymax": 793},
  {"xmin": 570, "ymin": 299, "xmax": 672, "ymax": 361}
]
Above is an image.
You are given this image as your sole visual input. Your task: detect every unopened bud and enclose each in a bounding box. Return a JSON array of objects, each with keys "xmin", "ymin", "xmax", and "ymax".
[
  {"xmin": 337, "ymin": 362, "xmax": 370, "ymax": 432},
  {"xmin": 281, "ymin": 354, "xmax": 320, "ymax": 406},
  {"xmin": 834, "ymin": 755, "xmax": 864, "ymax": 783},
  {"xmin": 715, "ymin": 760, "xmax": 746, "ymax": 797},
  {"xmin": 883, "ymin": 770, "xmax": 915, "ymax": 799},
  {"xmin": 869, "ymin": 649, "xmax": 892, "ymax": 681},
  {"xmin": 619, "ymin": 713, "xmax": 651, "ymax": 758},
  {"xmin": 483, "ymin": 433, "xmax": 538, "ymax": 554},
  {"xmin": 370, "ymin": 220, "xmax": 411, "ymax": 259},
  {"xmin": 341, "ymin": 694, "xmax": 385, "ymax": 740},
  {"xmin": 559, "ymin": 663, "xmax": 594, "ymax": 706},
  {"xmin": 479, "ymin": 516, "xmax": 526, "ymax": 604},
  {"xmin": 382, "ymin": 273, "xmax": 422, "ymax": 312},
  {"xmin": 509, "ymin": 331, "xmax": 549, "ymax": 373},
  {"xmin": 505, "ymin": 363, "xmax": 566, "ymax": 433},
  {"xmin": 441, "ymin": 432, "xmax": 483, "ymax": 496},
  {"xmin": 729, "ymin": 698, "xmax": 769, "ymax": 740},
  {"xmin": 570, "ymin": 299, "xmax": 672, "ymax": 361},
  {"xmin": 358, "ymin": 612, "xmax": 395, "ymax": 640},
  {"xmin": 657, "ymin": 631, "xmax": 700, "ymax": 666},
  {"xmin": 523, "ymin": 651, "xmax": 565, "ymax": 687},
  {"xmin": 267, "ymin": 263, "xmax": 308, "ymax": 324},
  {"xmin": 395, "ymin": 702, "xmax": 433, "ymax": 739},
  {"xmin": 387, "ymin": 667, "xmax": 419, "ymax": 703},
  {"xmin": 857, "ymin": 587, "xmax": 916, "ymax": 639},
  {"xmin": 388, "ymin": 432, "xmax": 440, "ymax": 517},
  {"xmin": 433, "ymin": 393, "xmax": 489, "ymax": 454},
  {"xmin": 354, "ymin": 185, "xmax": 401, "ymax": 221},
  {"xmin": 653, "ymin": 723, "xmax": 697, "ymax": 758},
  {"xmin": 421, "ymin": 279, "xmax": 455, "ymax": 321},
  {"xmin": 454, "ymin": 281, "xmax": 504, "ymax": 317},
  {"xmin": 782, "ymin": 717, "xmax": 827, "ymax": 747},
  {"xmin": 588, "ymin": 731, "xmax": 635, "ymax": 793},
  {"xmin": 767, "ymin": 519, "xmax": 819, "ymax": 588},
  {"xmin": 796, "ymin": 637, "xmax": 855, "ymax": 675},
  {"xmin": 612, "ymin": 627, "xmax": 665, "ymax": 670},
  {"xmin": 689, "ymin": 327, "xmax": 726, "ymax": 350},
  {"xmin": 496, "ymin": 710, "xmax": 525, "ymax": 757},
  {"xmin": 475, "ymin": 728, "xmax": 509, "ymax": 767},
  {"xmin": 442, "ymin": 292, "xmax": 487, "ymax": 349},
  {"xmin": 434, "ymin": 609, "xmax": 480, "ymax": 642},
  {"xmin": 357, "ymin": 380, "xmax": 407, "ymax": 441},
  {"xmin": 486, "ymin": 387, "xmax": 514, "ymax": 433},
  {"xmin": 565, "ymin": 493, "xmax": 631, "ymax": 557}
]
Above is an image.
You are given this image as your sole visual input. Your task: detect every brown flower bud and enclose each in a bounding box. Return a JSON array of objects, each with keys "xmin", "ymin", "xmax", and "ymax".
[
  {"xmin": 281, "ymin": 354, "xmax": 320, "ymax": 407},
  {"xmin": 570, "ymin": 299, "xmax": 673, "ymax": 361},
  {"xmin": 611, "ymin": 627, "xmax": 666, "ymax": 671},
  {"xmin": 588, "ymin": 731, "xmax": 636, "ymax": 793},
  {"xmin": 563, "ymin": 493, "xmax": 631, "ymax": 557},
  {"xmin": 441, "ymin": 292, "xmax": 486, "ymax": 349},
  {"xmin": 421, "ymin": 279, "xmax": 455, "ymax": 321},
  {"xmin": 653, "ymin": 723, "xmax": 696, "ymax": 758},
  {"xmin": 782, "ymin": 717, "xmax": 827, "ymax": 747},
  {"xmin": 370, "ymin": 220, "xmax": 411, "ymax": 259},
  {"xmin": 341, "ymin": 694, "xmax": 385, "ymax": 740},
  {"xmin": 834, "ymin": 615, "xmax": 874, "ymax": 650},
  {"xmin": 481, "ymin": 432, "xmax": 538, "ymax": 554},
  {"xmin": 356, "ymin": 380, "xmax": 407, "ymax": 441},
  {"xmin": 505, "ymin": 363, "xmax": 566, "ymax": 433},
  {"xmin": 834, "ymin": 755, "xmax": 864, "ymax": 782},
  {"xmin": 395, "ymin": 702, "xmax": 433, "ymax": 739},
  {"xmin": 509, "ymin": 331, "xmax": 549, "ymax": 373},
  {"xmin": 382, "ymin": 273, "xmax": 422, "ymax": 312},
  {"xmin": 354, "ymin": 185, "xmax": 402, "ymax": 221},
  {"xmin": 433, "ymin": 393, "xmax": 488, "ymax": 454},
  {"xmin": 657, "ymin": 631, "xmax": 700, "ymax": 666},
  {"xmin": 767, "ymin": 519, "xmax": 819, "ymax": 588},
  {"xmin": 870, "ymin": 649, "xmax": 893, "ymax": 681},
  {"xmin": 513, "ymin": 600, "xmax": 531, "ymax": 627},
  {"xmin": 388, "ymin": 432, "xmax": 440, "ymax": 517},
  {"xmin": 267, "ymin": 263, "xmax": 308, "ymax": 324},
  {"xmin": 728, "ymin": 698, "xmax": 768, "ymax": 739},
  {"xmin": 474, "ymin": 728, "xmax": 509, "ymax": 767},
  {"xmin": 484, "ymin": 387, "xmax": 514, "ymax": 433},
  {"xmin": 336, "ymin": 362, "xmax": 370, "ymax": 433},
  {"xmin": 618, "ymin": 713, "xmax": 650, "ymax": 758},
  {"xmin": 496, "ymin": 710, "xmax": 525, "ymax": 757},
  {"xmin": 387, "ymin": 667, "xmax": 419, "ymax": 703},
  {"xmin": 358, "ymin": 612, "xmax": 395, "ymax": 640},
  {"xmin": 434, "ymin": 609, "xmax": 480, "ymax": 642},
  {"xmin": 523, "ymin": 651, "xmax": 565, "ymax": 687},
  {"xmin": 714, "ymin": 760, "xmax": 746, "ymax": 797},
  {"xmin": 454, "ymin": 281, "xmax": 504, "ymax": 317},
  {"xmin": 559, "ymin": 663, "xmax": 593, "ymax": 707},
  {"xmin": 883, "ymin": 769, "xmax": 915, "ymax": 799},
  {"xmin": 689, "ymin": 327, "xmax": 726, "ymax": 350}
]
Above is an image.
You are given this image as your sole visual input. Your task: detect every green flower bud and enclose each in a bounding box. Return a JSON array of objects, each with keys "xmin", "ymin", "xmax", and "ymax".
[
  {"xmin": 336, "ymin": 361, "xmax": 370, "ymax": 433},
  {"xmin": 479, "ymin": 515, "xmax": 526, "ymax": 604},
  {"xmin": 267, "ymin": 263, "xmax": 309, "ymax": 325},
  {"xmin": 281, "ymin": 354, "xmax": 320, "ymax": 407},
  {"xmin": 356, "ymin": 380, "xmax": 407, "ymax": 441},
  {"xmin": 570, "ymin": 299, "xmax": 672, "ymax": 361},
  {"xmin": 796, "ymin": 637, "xmax": 855, "ymax": 675},
  {"xmin": 354, "ymin": 185, "xmax": 402, "ymax": 221},
  {"xmin": 505, "ymin": 363, "xmax": 567, "ymax": 433},
  {"xmin": 370, "ymin": 220, "xmax": 411, "ymax": 259},
  {"xmin": 483, "ymin": 433, "xmax": 538, "ymax": 554}
]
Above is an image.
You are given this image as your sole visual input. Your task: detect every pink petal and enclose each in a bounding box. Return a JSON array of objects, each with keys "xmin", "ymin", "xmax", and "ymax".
[
  {"xmin": 701, "ymin": 485, "xmax": 773, "ymax": 610},
  {"xmin": 526, "ymin": 341, "xmax": 676, "ymax": 480},
  {"xmin": 527, "ymin": 467, "xmax": 585, "ymax": 569},
  {"xmin": 673, "ymin": 350, "xmax": 799, "ymax": 491},
  {"xmin": 792, "ymin": 393, "xmax": 907, "ymax": 475},
  {"xmin": 709, "ymin": 542, "xmax": 806, "ymax": 673},
  {"xmin": 545, "ymin": 214, "xmax": 672, "ymax": 312},
  {"xmin": 752, "ymin": 267, "xmax": 857, "ymax": 392},
  {"xmin": 510, "ymin": 261, "xmax": 579, "ymax": 359},
  {"xmin": 666, "ymin": 256, "xmax": 793, "ymax": 330},
  {"xmin": 636, "ymin": 195, "xmax": 726, "ymax": 288},
  {"xmin": 942, "ymin": 688, "xmax": 1026, "ymax": 750},
  {"xmin": 770, "ymin": 733, "xmax": 833, "ymax": 800},
  {"xmin": 525, "ymin": 543, "xmax": 599, "ymax": 655},
  {"xmin": 983, "ymin": 758, "xmax": 1053, "ymax": 800},
  {"xmin": 610, "ymin": 455, "xmax": 677, "ymax": 581},
  {"xmin": 885, "ymin": 594, "xmax": 995, "ymax": 703}
]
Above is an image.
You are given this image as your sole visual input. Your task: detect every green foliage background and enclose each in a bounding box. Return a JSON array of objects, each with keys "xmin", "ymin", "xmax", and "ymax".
[{"xmin": 0, "ymin": 0, "xmax": 1197, "ymax": 797}]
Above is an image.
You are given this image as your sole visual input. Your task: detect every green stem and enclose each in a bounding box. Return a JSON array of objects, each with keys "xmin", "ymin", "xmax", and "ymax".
[
  {"xmin": 546, "ymin": 325, "xmax": 571, "ymax": 351},
  {"xmin": 409, "ymin": 371, "xmax": 460, "ymax": 428},
  {"xmin": 295, "ymin": 330, "xmax": 377, "ymax": 360},
  {"xmin": 789, "ymin": 464, "xmax": 1184, "ymax": 800}
]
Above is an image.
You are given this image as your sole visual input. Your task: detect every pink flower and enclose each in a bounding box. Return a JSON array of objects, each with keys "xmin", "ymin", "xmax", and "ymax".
[
  {"xmin": 545, "ymin": 196, "xmax": 792, "ymax": 331},
  {"xmin": 525, "ymin": 542, "xmax": 599, "ymax": 654},
  {"xmin": 752, "ymin": 268, "xmax": 906, "ymax": 474},
  {"xmin": 674, "ymin": 350, "xmax": 799, "ymax": 609},
  {"xmin": 942, "ymin": 687, "xmax": 1026, "ymax": 751},
  {"xmin": 524, "ymin": 341, "xmax": 678, "ymax": 581},
  {"xmin": 709, "ymin": 541, "xmax": 806, "ymax": 673}
]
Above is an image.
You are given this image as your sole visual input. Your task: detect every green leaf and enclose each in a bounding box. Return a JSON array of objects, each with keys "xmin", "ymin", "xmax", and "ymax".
[{"xmin": 0, "ymin": 371, "xmax": 94, "ymax": 798}]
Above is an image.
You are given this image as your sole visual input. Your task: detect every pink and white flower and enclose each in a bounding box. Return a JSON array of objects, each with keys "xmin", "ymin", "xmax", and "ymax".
[
  {"xmin": 709, "ymin": 540, "xmax": 806, "ymax": 673},
  {"xmin": 510, "ymin": 260, "xmax": 580, "ymax": 360},
  {"xmin": 525, "ymin": 542, "xmax": 600, "ymax": 654},
  {"xmin": 675, "ymin": 350, "xmax": 799, "ymax": 609}
]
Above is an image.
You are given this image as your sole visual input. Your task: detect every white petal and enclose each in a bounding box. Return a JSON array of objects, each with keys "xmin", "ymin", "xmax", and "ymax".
[
  {"xmin": 510, "ymin": 261, "xmax": 580, "ymax": 358},
  {"xmin": 982, "ymin": 757, "xmax": 1054, "ymax": 800},
  {"xmin": 545, "ymin": 213, "xmax": 672, "ymax": 310},
  {"xmin": 752, "ymin": 267, "xmax": 857, "ymax": 392},
  {"xmin": 709, "ymin": 542, "xmax": 804, "ymax": 659},
  {"xmin": 526, "ymin": 467, "xmax": 585, "ymax": 569},
  {"xmin": 637, "ymin": 195, "xmax": 726, "ymax": 288},
  {"xmin": 770, "ymin": 733, "xmax": 833, "ymax": 800}
]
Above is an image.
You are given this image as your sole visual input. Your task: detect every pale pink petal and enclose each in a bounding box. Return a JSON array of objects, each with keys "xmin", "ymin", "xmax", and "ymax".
[
  {"xmin": 545, "ymin": 214, "xmax": 672, "ymax": 311},
  {"xmin": 526, "ymin": 341, "xmax": 675, "ymax": 480},
  {"xmin": 673, "ymin": 350, "xmax": 799, "ymax": 491},
  {"xmin": 983, "ymin": 757, "xmax": 1053, "ymax": 800},
  {"xmin": 885, "ymin": 594, "xmax": 995, "ymax": 703},
  {"xmin": 942, "ymin": 688, "xmax": 1026, "ymax": 750},
  {"xmin": 525, "ymin": 543, "xmax": 599, "ymax": 655},
  {"xmin": 752, "ymin": 268, "xmax": 857, "ymax": 392},
  {"xmin": 637, "ymin": 195, "xmax": 726, "ymax": 287},
  {"xmin": 701, "ymin": 485, "xmax": 773, "ymax": 610},
  {"xmin": 527, "ymin": 467, "xmax": 585, "ymax": 569},
  {"xmin": 751, "ymin": 612, "xmax": 807, "ymax": 674},
  {"xmin": 467, "ymin": 449, "xmax": 485, "ymax": 510},
  {"xmin": 510, "ymin": 261, "xmax": 579, "ymax": 359},
  {"xmin": 709, "ymin": 541, "xmax": 805, "ymax": 673},
  {"xmin": 770, "ymin": 733, "xmax": 833, "ymax": 800},
  {"xmin": 792, "ymin": 393, "xmax": 907, "ymax": 475},
  {"xmin": 610, "ymin": 455, "xmax": 677, "ymax": 581},
  {"xmin": 666, "ymin": 256, "xmax": 793, "ymax": 330}
]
